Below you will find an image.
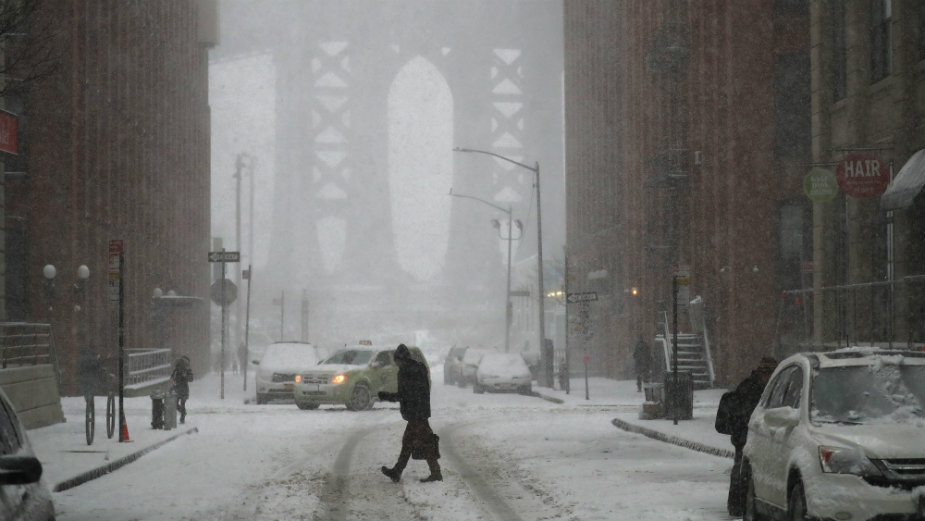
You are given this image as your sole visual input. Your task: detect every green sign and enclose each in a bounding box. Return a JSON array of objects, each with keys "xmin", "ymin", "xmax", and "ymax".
[{"xmin": 804, "ymin": 167, "xmax": 838, "ymax": 203}]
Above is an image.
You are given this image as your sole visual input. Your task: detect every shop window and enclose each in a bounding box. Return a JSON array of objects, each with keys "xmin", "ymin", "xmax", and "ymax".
[{"xmin": 870, "ymin": 0, "xmax": 892, "ymax": 83}]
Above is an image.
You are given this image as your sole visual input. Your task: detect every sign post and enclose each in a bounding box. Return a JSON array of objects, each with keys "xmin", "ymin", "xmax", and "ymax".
[
  {"xmin": 108, "ymin": 240, "xmax": 128, "ymax": 442},
  {"xmin": 209, "ymin": 249, "xmax": 240, "ymax": 399}
]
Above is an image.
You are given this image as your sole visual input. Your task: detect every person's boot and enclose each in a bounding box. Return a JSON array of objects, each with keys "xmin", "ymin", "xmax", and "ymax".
[
  {"xmin": 421, "ymin": 460, "xmax": 442, "ymax": 482},
  {"xmin": 380, "ymin": 466, "xmax": 401, "ymax": 483},
  {"xmin": 420, "ymin": 472, "xmax": 442, "ymax": 482}
]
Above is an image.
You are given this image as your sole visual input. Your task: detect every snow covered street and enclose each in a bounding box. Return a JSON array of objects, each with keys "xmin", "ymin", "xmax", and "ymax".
[{"xmin": 34, "ymin": 367, "xmax": 737, "ymax": 520}]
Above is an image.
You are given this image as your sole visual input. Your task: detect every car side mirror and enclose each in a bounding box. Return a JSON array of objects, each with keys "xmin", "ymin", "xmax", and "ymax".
[
  {"xmin": 251, "ymin": 360, "xmax": 259, "ymax": 366},
  {"xmin": 0, "ymin": 455, "xmax": 43, "ymax": 485},
  {"xmin": 763, "ymin": 407, "xmax": 800, "ymax": 428}
]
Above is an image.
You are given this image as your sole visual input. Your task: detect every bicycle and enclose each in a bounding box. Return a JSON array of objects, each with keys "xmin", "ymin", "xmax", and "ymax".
[{"xmin": 84, "ymin": 370, "xmax": 117, "ymax": 445}]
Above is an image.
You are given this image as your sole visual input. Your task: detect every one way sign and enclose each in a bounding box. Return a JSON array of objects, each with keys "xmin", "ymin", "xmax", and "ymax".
[
  {"xmin": 208, "ymin": 250, "xmax": 240, "ymax": 263},
  {"xmin": 566, "ymin": 291, "xmax": 598, "ymax": 304}
]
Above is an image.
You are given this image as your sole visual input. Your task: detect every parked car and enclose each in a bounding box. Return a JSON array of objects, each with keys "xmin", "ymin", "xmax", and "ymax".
[
  {"xmin": 473, "ymin": 352, "xmax": 533, "ymax": 395},
  {"xmin": 460, "ymin": 348, "xmax": 495, "ymax": 387},
  {"xmin": 253, "ymin": 341, "xmax": 329, "ymax": 405},
  {"xmin": 742, "ymin": 348, "xmax": 925, "ymax": 521},
  {"xmin": 0, "ymin": 387, "xmax": 56, "ymax": 521},
  {"xmin": 443, "ymin": 346, "xmax": 468, "ymax": 385},
  {"xmin": 293, "ymin": 344, "xmax": 429, "ymax": 411}
]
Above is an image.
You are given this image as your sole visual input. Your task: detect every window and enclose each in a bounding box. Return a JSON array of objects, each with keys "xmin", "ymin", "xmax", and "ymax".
[
  {"xmin": 870, "ymin": 0, "xmax": 892, "ymax": 82},
  {"xmin": 0, "ymin": 394, "xmax": 23, "ymax": 455},
  {"xmin": 774, "ymin": 53, "xmax": 811, "ymax": 157}
]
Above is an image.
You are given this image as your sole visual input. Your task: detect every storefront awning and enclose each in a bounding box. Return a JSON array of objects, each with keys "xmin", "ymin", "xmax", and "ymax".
[{"xmin": 881, "ymin": 148, "xmax": 925, "ymax": 210}]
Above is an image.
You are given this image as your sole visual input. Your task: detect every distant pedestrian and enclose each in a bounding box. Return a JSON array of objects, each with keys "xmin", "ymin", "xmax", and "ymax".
[
  {"xmin": 719, "ymin": 356, "xmax": 777, "ymax": 517},
  {"xmin": 632, "ymin": 335, "xmax": 651, "ymax": 392},
  {"xmin": 170, "ymin": 356, "xmax": 194, "ymax": 424},
  {"xmin": 378, "ymin": 344, "xmax": 442, "ymax": 483}
]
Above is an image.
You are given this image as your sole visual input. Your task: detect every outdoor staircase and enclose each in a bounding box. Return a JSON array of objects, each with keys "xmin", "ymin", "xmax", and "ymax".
[{"xmin": 656, "ymin": 309, "xmax": 715, "ymax": 389}]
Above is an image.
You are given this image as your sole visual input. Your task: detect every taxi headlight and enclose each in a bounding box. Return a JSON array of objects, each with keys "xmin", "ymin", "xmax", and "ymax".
[
  {"xmin": 295, "ymin": 374, "xmax": 302, "ymax": 383},
  {"xmin": 332, "ymin": 374, "xmax": 347, "ymax": 385},
  {"xmin": 818, "ymin": 446, "xmax": 882, "ymax": 476}
]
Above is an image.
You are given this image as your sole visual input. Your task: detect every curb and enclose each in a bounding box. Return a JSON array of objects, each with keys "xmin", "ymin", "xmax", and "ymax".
[
  {"xmin": 53, "ymin": 427, "xmax": 199, "ymax": 492},
  {"xmin": 610, "ymin": 417, "xmax": 733, "ymax": 459}
]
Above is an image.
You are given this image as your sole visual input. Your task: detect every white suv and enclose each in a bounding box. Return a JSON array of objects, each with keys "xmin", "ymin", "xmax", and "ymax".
[{"xmin": 742, "ymin": 348, "xmax": 925, "ymax": 521}]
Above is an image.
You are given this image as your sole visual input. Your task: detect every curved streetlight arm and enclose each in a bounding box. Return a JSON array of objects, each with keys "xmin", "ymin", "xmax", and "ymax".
[
  {"xmin": 453, "ymin": 147, "xmax": 538, "ymax": 173},
  {"xmin": 448, "ymin": 189, "xmax": 511, "ymax": 215}
]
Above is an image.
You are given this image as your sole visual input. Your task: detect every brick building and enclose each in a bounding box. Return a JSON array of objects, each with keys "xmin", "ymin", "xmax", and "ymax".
[
  {"xmin": 564, "ymin": 1, "xmax": 811, "ymax": 384},
  {"xmin": 2, "ymin": 1, "xmax": 217, "ymax": 394}
]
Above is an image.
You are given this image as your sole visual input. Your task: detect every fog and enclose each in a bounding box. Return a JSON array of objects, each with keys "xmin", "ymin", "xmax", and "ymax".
[{"xmin": 208, "ymin": 0, "xmax": 565, "ymax": 354}]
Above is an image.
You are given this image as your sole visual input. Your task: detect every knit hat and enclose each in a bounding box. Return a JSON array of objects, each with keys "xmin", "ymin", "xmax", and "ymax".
[{"xmin": 394, "ymin": 344, "xmax": 411, "ymax": 361}]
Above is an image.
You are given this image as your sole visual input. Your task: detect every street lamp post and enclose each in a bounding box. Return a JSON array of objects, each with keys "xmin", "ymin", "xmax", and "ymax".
[
  {"xmin": 453, "ymin": 147, "xmax": 545, "ymax": 363},
  {"xmin": 448, "ymin": 189, "xmax": 521, "ymax": 352}
]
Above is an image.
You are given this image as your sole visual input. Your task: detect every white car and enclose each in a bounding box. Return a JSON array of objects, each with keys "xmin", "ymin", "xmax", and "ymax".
[
  {"xmin": 474, "ymin": 352, "xmax": 533, "ymax": 395},
  {"xmin": 460, "ymin": 348, "xmax": 495, "ymax": 387},
  {"xmin": 0, "ymin": 387, "xmax": 56, "ymax": 521},
  {"xmin": 742, "ymin": 348, "xmax": 925, "ymax": 521},
  {"xmin": 253, "ymin": 342, "xmax": 328, "ymax": 405}
]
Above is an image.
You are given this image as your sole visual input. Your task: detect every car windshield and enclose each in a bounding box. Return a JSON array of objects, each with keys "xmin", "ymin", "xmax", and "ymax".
[
  {"xmin": 479, "ymin": 353, "xmax": 528, "ymax": 374},
  {"xmin": 322, "ymin": 349, "xmax": 374, "ymax": 366},
  {"xmin": 260, "ymin": 345, "xmax": 320, "ymax": 366},
  {"xmin": 811, "ymin": 362, "xmax": 925, "ymax": 425}
]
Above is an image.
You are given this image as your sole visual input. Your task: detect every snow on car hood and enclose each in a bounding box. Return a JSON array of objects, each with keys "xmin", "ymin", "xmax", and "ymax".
[{"xmin": 811, "ymin": 422, "xmax": 925, "ymax": 459}]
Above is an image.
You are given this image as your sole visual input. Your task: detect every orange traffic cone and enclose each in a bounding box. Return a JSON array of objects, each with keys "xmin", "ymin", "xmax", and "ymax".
[{"xmin": 119, "ymin": 411, "xmax": 132, "ymax": 443}]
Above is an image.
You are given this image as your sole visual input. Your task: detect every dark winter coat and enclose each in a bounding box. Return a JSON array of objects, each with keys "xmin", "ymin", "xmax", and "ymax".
[
  {"xmin": 171, "ymin": 363, "xmax": 193, "ymax": 399},
  {"xmin": 727, "ymin": 371, "xmax": 767, "ymax": 448},
  {"xmin": 379, "ymin": 347, "xmax": 431, "ymax": 421},
  {"xmin": 632, "ymin": 339, "xmax": 651, "ymax": 373}
]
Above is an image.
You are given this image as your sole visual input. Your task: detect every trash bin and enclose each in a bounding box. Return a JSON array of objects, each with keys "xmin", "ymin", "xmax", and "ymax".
[
  {"xmin": 163, "ymin": 389, "xmax": 178, "ymax": 430},
  {"xmin": 663, "ymin": 371, "xmax": 693, "ymax": 420},
  {"xmin": 150, "ymin": 392, "xmax": 165, "ymax": 429}
]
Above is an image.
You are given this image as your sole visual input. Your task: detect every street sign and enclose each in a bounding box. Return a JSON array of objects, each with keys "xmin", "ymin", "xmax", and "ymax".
[
  {"xmin": 108, "ymin": 240, "xmax": 123, "ymax": 302},
  {"xmin": 566, "ymin": 291, "xmax": 598, "ymax": 304},
  {"xmin": 208, "ymin": 250, "xmax": 240, "ymax": 263},
  {"xmin": 210, "ymin": 279, "xmax": 238, "ymax": 305}
]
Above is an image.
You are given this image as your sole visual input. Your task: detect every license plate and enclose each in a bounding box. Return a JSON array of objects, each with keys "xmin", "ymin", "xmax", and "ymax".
[{"xmin": 284, "ymin": 383, "xmax": 293, "ymax": 390}]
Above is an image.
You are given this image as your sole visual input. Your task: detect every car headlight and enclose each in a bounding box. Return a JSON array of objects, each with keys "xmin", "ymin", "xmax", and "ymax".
[
  {"xmin": 818, "ymin": 446, "xmax": 882, "ymax": 476},
  {"xmin": 295, "ymin": 374, "xmax": 302, "ymax": 383},
  {"xmin": 332, "ymin": 374, "xmax": 347, "ymax": 385}
]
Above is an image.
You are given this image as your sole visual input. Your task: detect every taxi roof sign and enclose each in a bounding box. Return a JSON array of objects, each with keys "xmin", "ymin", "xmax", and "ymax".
[{"xmin": 358, "ymin": 340, "xmax": 372, "ymax": 345}]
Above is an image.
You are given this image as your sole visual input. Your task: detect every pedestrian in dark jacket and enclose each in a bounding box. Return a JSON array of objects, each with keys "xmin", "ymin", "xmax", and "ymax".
[
  {"xmin": 170, "ymin": 356, "xmax": 194, "ymax": 424},
  {"xmin": 632, "ymin": 336, "xmax": 651, "ymax": 392},
  {"xmin": 724, "ymin": 356, "xmax": 777, "ymax": 517},
  {"xmin": 378, "ymin": 344, "xmax": 442, "ymax": 483}
]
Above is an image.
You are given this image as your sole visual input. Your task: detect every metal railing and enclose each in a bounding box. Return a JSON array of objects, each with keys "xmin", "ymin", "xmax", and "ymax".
[
  {"xmin": 0, "ymin": 322, "xmax": 58, "ymax": 373},
  {"xmin": 776, "ymin": 275, "xmax": 925, "ymax": 356},
  {"xmin": 123, "ymin": 348, "xmax": 172, "ymax": 391}
]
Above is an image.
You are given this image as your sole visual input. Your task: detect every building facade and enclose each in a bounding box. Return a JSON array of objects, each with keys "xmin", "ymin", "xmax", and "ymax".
[
  {"xmin": 3, "ymin": 1, "xmax": 217, "ymax": 394},
  {"xmin": 808, "ymin": 0, "xmax": 925, "ymax": 350},
  {"xmin": 565, "ymin": 1, "xmax": 812, "ymax": 384}
]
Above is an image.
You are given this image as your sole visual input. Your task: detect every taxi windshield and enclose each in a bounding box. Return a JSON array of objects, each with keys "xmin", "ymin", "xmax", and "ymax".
[{"xmin": 322, "ymin": 349, "xmax": 374, "ymax": 366}]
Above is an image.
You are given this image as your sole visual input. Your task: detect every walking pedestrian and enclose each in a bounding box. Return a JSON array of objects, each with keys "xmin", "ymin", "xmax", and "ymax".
[
  {"xmin": 720, "ymin": 356, "xmax": 777, "ymax": 517},
  {"xmin": 378, "ymin": 344, "xmax": 442, "ymax": 483},
  {"xmin": 632, "ymin": 335, "xmax": 651, "ymax": 392},
  {"xmin": 170, "ymin": 356, "xmax": 194, "ymax": 424}
]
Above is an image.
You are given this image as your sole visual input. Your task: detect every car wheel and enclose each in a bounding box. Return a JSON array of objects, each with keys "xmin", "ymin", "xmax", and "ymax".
[
  {"xmin": 347, "ymin": 383, "xmax": 372, "ymax": 411},
  {"xmin": 787, "ymin": 480, "xmax": 811, "ymax": 521},
  {"xmin": 744, "ymin": 468, "xmax": 762, "ymax": 521},
  {"xmin": 296, "ymin": 401, "xmax": 319, "ymax": 410},
  {"xmin": 256, "ymin": 393, "xmax": 267, "ymax": 405},
  {"xmin": 519, "ymin": 385, "xmax": 532, "ymax": 395},
  {"xmin": 473, "ymin": 383, "xmax": 484, "ymax": 394}
]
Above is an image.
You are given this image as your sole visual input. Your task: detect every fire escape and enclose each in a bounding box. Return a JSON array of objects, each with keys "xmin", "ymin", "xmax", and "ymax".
[{"xmin": 644, "ymin": 11, "xmax": 714, "ymax": 389}]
